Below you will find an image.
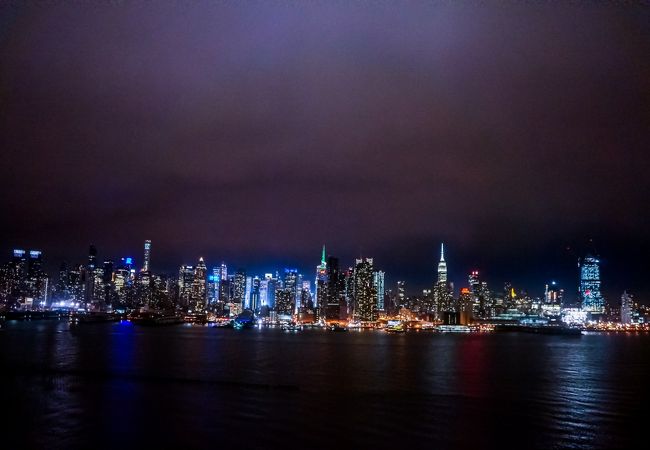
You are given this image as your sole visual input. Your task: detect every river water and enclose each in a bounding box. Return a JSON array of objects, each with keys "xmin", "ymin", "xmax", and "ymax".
[{"xmin": 0, "ymin": 320, "xmax": 647, "ymax": 449}]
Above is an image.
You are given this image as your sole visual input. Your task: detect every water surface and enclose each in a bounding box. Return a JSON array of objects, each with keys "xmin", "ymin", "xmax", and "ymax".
[{"xmin": 1, "ymin": 321, "xmax": 647, "ymax": 449}]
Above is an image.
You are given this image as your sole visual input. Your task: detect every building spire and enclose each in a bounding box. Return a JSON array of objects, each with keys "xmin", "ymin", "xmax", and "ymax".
[
  {"xmin": 440, "ymin": 242, "xmax": 445, "ymax": 262},
  {"xmin": 321, "ymin": 245, "xmax": 326, "ymax": 265}
]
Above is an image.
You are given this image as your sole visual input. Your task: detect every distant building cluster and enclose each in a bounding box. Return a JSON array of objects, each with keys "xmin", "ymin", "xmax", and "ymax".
[{"xmin": 0, "ymin": 241, "xmax": 645, "ymax": 325}]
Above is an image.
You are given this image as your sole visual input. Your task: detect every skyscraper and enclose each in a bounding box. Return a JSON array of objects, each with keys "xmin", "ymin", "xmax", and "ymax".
[
  {"xmin": 143, "ymin": 240, "xmax": 152, "ymax": 272},
  {"xmin": 275, "ymin": 287, "xmax": 294, "ymax": 316},
  {"xmin": 459, "ymin": 287, "xmax": 473, "ymax": 324},
  {"xmin": 219, "ymin": 262, "xmax": 228, "ymax": 285},
  {"xmin": 219, "ymin": 263, "xmax": 229, "ymax": 303},
  {"xmin": 259, "ymin": 279, "xmax": 269, "ymax": 308},
  {"xmin": 244, "ymin": 276, "xmax": 252, "ymax": 310},
  {"xmin": 580, "ymin": 255, "xmax": 605, "ymax": 316},
  {"xmin": 437, "ymin": 243, "xmax": 447, "ymax": 283},
  {"xmin": 373, "ymin": 270, "xmax": 385, "ymax": 312},
  {"xmin": 326, "ymin": 256, "xmax": 343, "ymax": 320},
  {"xmin": 301, "ymin": 280, "xmax": 313, "ymax": 311},
  {"xmin": 620, "ymin": 291, "xmax": 633, "ymax": 324},
  {"xmin": 283, "ymin": 269, "xmax": 298, "ymax": 313},
  {"xmin": 265, "ymin": 273, "xmax": 276, "ymax": 309},
  {"xmin": 207, "ymin": 266, "xmax": 220, "ymax": 307},
  {"xmin": 178, "ymin": 265, "xmax": 194, "ymax": 308},
  {"xmin": 191, "ymin": 257, "xmax": 207, "ymax": 312},
  {"xmin": 315, "ymin": 245, "xmax": 328, "ymax": 320},
  {"xmin": 354, "ymin": 258, "xmax": 376, "ymax": 321},
  {"xmin": 233, "ymin": 269, "xmax": 246, "ymax": 307},
  {"xmin": 85, "ymin": 245, "xmax": 98, "ymax": 305},
  {"xmin": 469, "ymin": 271, "xmax": 491, "ymax": 318},
  {"xmin": 396, "ymin": 280, "xmax": 406, "ymax": 310},
  {"xmin": 88, "ymin": 244, "xmax": 97, "ymax": 270},
  {"xmin": 433, "ymin": 243, "xmax": 453, "ymax": 318},
  {"xmin": 55, "ymin": 262, "xmax": 75, "ymax": 303}
]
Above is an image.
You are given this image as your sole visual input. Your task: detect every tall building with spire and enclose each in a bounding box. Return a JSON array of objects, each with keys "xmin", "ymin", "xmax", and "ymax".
[
  {"xmin": 315, "ymin": 245, "xmax": 328, "ymax": 320},
  {"xmin": 433, "ymin": 243, "xmax": 453, "ymax": 318},
  {"xmin": 437, "ymin": 243, "xmax": 447, "ymax": 284}
]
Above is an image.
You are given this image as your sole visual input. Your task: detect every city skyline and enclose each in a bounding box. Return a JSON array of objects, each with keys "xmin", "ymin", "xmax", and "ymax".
[
  {"xmin": 1, "ymin": 2, "xmax": 649, "ymax": 305},
  {"xmin": 0, "ymin": 239, "xmax": 630, "ymax": 305}
]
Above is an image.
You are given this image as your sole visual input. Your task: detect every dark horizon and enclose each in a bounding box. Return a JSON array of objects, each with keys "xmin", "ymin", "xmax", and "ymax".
[{"xmin": 1, "ymin": 2, "xmax": 649, "ymax": 302}]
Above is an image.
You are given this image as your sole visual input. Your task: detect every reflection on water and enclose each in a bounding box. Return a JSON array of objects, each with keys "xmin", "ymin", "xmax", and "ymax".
[{"xmin": 1, "ymin": 322, "xmax": 647, "ymax": 449}]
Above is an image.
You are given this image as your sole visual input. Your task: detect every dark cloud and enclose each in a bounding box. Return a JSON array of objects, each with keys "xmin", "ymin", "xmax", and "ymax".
[{"xmin": 1, "ymin": 1, "xmax": 649, "ymax": 301}]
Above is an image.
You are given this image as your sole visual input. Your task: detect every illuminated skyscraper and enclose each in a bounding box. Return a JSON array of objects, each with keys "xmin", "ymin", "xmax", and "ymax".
[
  {"xmin": 315, "ymin": 245, "xmax": 328, "ymax": 320},
  {"xmin": 373, "ymin": 270, "xmax": 385, "ymax": 311},
  {"xmin": 233, "ymin": 269, "xmax": 246, "ymax": 306},
  {"xmin": 207, "ymin": 267, "xmax": 220, "ymax": 307},
  {"xmin": 259, "ymin": 279, "xmax": 269, "ymax": 308},
  {"xmin": 433, "ymin": 243, "xmax": 453, "ymax": 317},
  {"xmin": 354, "ymin": 258, "xmax": 376, "ymax": 321},
  {"xmin": 301, "ymin": 280, "xmax": 313, "ymax": 311},
  {"xmin": 325, "ymin": 256, "xmax": 344, "ymax": 320},
  {"xmin": 101, "ymin": 260, "xmax": 114, "ymax": 305},
  {"xmin": 244, "ymin": 276, "xmax": 252, "ymax": 310},
  {"xmin": 6, "ymin": 249, "xmax": 49, "ymax": 308},
  {"xmin": 469, "ymin": 271, "xmax": 491, "ymax": 318},
  {"xmin": 85, "ymin": 245, "xmax": 98, "ymax": 305},
  {"xmin": 397, "ymin": 281, "xmax": 406, "ymax": 309},
  {"xmin": 341, "ymin": 268, "xmax": 353, "ymax": 319},
  {"xmin": 218, "ymin": 263, "xmax": 229, "ymax": 303},
  {"xmin": 88, "ymin": 245, "xmax": 97, "ymax": 270},
  {"xmin": 55, "ymin": 262, "xmax": 78, "ymax": 303},
  {"xmin": 178, "ymin": 265, "xmax": 194, "ymax": 308},
  {"xmin": 295, "ymin": 272, "xmax": 303, "ymax": 312},
  {"xmin": 437, "ymin": 243, "xmax": 447, "ymax": 283},
  {"xmin": 620, "ymin": 291, "xmax": 633, "ymax": 324},
  {"xmin": 191, "ymin": 257, "xmax": 207, "ymax": 311},
  {"xmin": 459, "ymin": 287, "xmax": 473, "ymax": 324},
  {"xmin": 580, "ymin": 255, "xmax": 605, "ymax": 316},
  {"xmin": 283, "ymin": 269, "xmax": 299, "ymax": 313},
  {"xmin": 265, "ymin": 273, "xmax": 276, "ymax": 309},
  {"xmin": 219, "ymin": 262, "xmax": 228, "ymax": 285},
  {"xmin": 143, "ymin": 240, "xmax": 152, "ymax": 272},
  {"xmin": 275, "ymin": 288, "xmax": 294, "ymax": 316}
]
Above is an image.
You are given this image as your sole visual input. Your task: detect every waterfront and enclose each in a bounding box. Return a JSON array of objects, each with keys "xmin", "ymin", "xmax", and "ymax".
[{"xmin": 1, "ymin": 321, "xmax": 648, "ymax": 449}]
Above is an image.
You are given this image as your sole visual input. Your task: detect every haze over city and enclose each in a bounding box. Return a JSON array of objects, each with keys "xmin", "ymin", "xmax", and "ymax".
[{"xmin": 1, "ymin": 2, "xmax": 649, "ymax": 301}]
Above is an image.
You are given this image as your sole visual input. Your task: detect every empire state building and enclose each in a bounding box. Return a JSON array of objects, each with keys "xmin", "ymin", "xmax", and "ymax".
[{"xmin": 437, "ymin": 243, "xmax": 447, "ymax": 283}]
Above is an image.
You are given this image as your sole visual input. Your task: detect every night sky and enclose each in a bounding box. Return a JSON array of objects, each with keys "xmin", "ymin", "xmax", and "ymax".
[{"xmin": 1, "ymin": 2, "xmax": 649, "ymax": 301}]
